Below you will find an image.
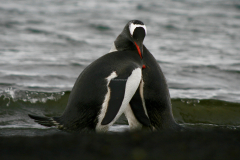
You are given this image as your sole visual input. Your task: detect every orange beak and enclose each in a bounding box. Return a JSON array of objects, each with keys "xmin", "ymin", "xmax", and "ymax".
[{"xmin": 134, "ymin": 42, "xmax": 142, "ymax": 59}]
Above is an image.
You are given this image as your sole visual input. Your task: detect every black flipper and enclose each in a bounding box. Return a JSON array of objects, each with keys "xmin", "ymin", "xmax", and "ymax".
[
  {"xmin": 28, "ymin": 114, "xmax": 58, "ymax": 127},
  {"xmin": 101, "ymin": 78, "xmax": 127, "ymax": 125},
  {"xmin": 129, "ymin": 87, "xmax": 151, "ymax": 127}
]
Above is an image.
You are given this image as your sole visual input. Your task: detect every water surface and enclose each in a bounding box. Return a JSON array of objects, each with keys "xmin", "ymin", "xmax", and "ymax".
[{"xmin": 0, "ymin": 0, "xmax": 240, "ymax": 136}]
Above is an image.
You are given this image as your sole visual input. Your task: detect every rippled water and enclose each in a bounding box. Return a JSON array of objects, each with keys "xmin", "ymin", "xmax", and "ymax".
[{"xmin": 0, "ymin": 0, "xmax": 240, "ymax": 136}]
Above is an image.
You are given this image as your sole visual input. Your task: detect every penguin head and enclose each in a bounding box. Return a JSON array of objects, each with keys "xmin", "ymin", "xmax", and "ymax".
[{"xmin": 114, "ymin": 20, "xmax": 147, "ymax": 59}]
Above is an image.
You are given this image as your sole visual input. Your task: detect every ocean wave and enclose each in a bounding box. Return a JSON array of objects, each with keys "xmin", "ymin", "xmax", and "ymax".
[
  {"xmin": 89, "ymin": 24, "xmax": 112, "ymax": 31},
  {"xmin": 25, "ymin": 27, "xmax": 88, "ymax": 46},
  {"xmin": 26, "ymin": 28, "xmax": 51, "ymax": 35},
  {"xmin": 0, "ymin": 124, "xmax": 48, "ymax": 129},
  {"xmin": 0, "ymin": 72, "xmax": 73, "ymax": 80},
  {"xmin": 0, "ymin": 88, "xmax": 67, "ymax": 105},
  {"xmin": 0, "ymin": 6, "xmax": 25, "ymax": 15},
  {"xmin": 0, "ymin": 89, "xmax": 240, "ymax": 127},
  {"xmin": 0, "ymin": 20, "xmax": 22, "ymax": 28},
  {"xmin": 172, "ymin": 98, "xmax": 240, "ymax": 125},
  {"xmin": 0, "ymin": 73, "xmax": 75, "ymax": 91},
  {"xmin": 163, "ymin": 24, "xmax": 180, "ymax": 31}
]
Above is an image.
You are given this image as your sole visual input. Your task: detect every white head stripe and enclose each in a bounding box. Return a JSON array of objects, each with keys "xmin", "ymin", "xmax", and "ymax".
[{"xmin": 129, "ymin": 23, "xmax": 147, "ymax": 36}]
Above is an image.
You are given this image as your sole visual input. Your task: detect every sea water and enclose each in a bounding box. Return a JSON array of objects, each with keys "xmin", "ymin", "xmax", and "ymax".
[{"xmin": 0, "ymin": 0, "xmax": 240, "ymax": 136}]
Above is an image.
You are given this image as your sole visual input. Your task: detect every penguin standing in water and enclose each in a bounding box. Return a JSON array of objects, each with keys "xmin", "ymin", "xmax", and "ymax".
[
  {"xmin": 29, "ymin": 20, "xmax": 151, "ymax": 132},
  {"xmin": 110, "ymin": 20, "xmax": 182, "ymax": 131}
]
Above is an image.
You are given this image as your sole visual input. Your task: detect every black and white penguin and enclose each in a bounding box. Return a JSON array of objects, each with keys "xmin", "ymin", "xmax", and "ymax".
[
  {"xmin": 29, "ymin": 20, "xmax": 151, "ymax": 133},
  {"xmin": 110, "ymin": 20, "xmax": 182, "ymax": 131}
]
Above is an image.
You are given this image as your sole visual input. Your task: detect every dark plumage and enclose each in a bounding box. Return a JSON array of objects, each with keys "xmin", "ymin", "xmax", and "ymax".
[{"xmin": 29, "ymin": 20, "xmax": 147, "ymax": 133}]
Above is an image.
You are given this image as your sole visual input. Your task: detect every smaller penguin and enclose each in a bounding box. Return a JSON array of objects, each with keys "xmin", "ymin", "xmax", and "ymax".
[
  {"xmin": 110, "ymin": 20, "xmax": 182, "ymax": 131},
  {"xmin": 29, "ymin": 20, "xmax": 150, "ymax": 133}
]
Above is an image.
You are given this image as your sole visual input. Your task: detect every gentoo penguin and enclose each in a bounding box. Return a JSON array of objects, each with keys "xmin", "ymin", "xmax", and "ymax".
[
  {"xmin": 110, "ymin": 20, "xmax": 182, "ymax": 131},
  {"xmin": 28, "ymin": 20, "xmax": 151, "ymax": 132}
]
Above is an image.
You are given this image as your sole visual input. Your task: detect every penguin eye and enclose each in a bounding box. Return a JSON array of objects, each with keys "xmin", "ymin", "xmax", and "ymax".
[{"xmin": 129, "ymin": 23, "xmax": 147, "ymax": 37}]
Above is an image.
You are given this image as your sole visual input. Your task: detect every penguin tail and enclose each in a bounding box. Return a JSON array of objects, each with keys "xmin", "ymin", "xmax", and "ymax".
[{"xmin": 28, "ymin": 114, "xmax": 61, "ymax": 128}]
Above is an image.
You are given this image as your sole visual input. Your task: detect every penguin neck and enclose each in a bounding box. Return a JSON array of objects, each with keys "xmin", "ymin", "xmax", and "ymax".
[
  {"xmin": 110, "ymin": 34, "xmax": 146, "ymax": 69},
  {"xmin": 111, "ymin": 34, "xmax": 138, "ymax": 53}
]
